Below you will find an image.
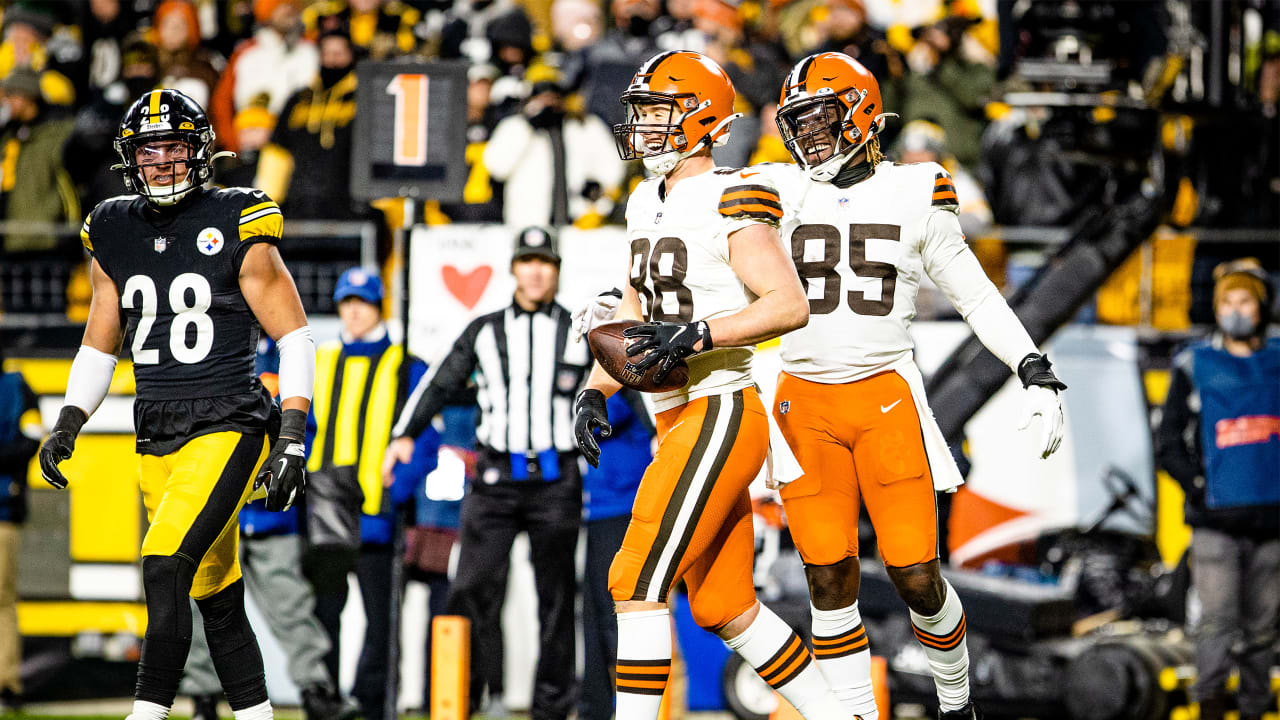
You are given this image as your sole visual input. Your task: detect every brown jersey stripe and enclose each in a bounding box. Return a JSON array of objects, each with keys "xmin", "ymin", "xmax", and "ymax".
[
  {"xmin": 719, "ymin": 195, "xmax": 783, "ymax": 211},
  {"xmin": 720, "ymin": 190, "xmax": 782, "ymax": 204},
  {"xmin": 719, "ymin": 204, "xmax": 784, "ymax": 219}
]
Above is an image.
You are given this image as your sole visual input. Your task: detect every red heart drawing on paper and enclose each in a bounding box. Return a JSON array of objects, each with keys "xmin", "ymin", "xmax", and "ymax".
[{"xmin": 442, "ymin": 265, "xmax": 493, "ymax": 309}]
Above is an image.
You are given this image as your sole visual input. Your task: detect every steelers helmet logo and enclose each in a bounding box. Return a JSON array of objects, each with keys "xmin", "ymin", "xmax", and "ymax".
[{"xmin": 197, "ymin": 227, "xmax": 225, "ymax": 256}]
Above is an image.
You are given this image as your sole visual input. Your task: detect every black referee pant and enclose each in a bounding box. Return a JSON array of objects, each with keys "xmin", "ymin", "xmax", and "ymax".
[{"xmin": 447, "ymin": 451, "xmax": 582, "ymax": 720}]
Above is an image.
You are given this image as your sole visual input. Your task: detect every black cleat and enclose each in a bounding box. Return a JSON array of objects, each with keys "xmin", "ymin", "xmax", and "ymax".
[
  {"xmin": 190, "ymin": 694, "xmax": 220, "ymax": 720},
  {"xmin": 939, "ymin": 702, "xmax": 982, "ymax": 720},
  {"xmin": 302, "ymin": 682, "xmax": 362, "ymax": 720}
]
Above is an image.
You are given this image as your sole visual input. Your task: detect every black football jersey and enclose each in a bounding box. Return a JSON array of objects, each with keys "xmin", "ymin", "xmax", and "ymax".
[{"xmin": 82, "ymin": 186, "xmax": 284, "ymax": 453}]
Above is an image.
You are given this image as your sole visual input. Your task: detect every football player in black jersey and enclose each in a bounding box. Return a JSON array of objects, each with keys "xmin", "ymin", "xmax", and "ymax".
[{"xmin": 37, "ymin": 89, "xmax": 315, "ymax": 720}]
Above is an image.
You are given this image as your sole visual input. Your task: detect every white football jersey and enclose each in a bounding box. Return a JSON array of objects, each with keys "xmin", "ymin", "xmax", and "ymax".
[
  {"xmin": 764, "ymin": 160, "xmax": 1033, "ymax": 384},
  {"xmin": 625, "ymin": 167, "xmax": 784, "ymax": 412}
]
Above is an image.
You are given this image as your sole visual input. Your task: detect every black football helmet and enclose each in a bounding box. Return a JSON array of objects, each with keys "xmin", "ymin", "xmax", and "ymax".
[{"xmin": 114, "ymin": 89, "xmax": 219, "ymax": 205}]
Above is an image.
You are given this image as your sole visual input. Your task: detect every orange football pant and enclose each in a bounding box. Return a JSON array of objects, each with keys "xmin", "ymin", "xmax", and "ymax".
[
  {"xmin": 772, "ymin": 370, "xmax": 938, "ymax": 569},
  {"xmin": 608, "ymin": 388, "xmax": 766, "ymax": 631}
]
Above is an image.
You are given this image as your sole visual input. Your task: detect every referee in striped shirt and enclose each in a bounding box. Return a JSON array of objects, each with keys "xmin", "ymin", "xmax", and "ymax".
[{"xmin": 383, "ymin": 226, "xmax": 590, "ymax": 720}]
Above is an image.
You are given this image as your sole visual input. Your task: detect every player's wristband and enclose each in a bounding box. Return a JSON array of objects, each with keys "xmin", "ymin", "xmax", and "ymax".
[
  {"xmin": 693, "ymin": 321, "xmax": 714, "ymax": 353},
  {"xmin": 1017, "ymin": 353, "xmax": 1068, "ymax": 392},
  {"xmin": 52, "ymin": 406, "xmax": 88, "ymax": 438},
  {"xmin": 278, "ymin": 408, "xmax": 308, "ymax": 443}
]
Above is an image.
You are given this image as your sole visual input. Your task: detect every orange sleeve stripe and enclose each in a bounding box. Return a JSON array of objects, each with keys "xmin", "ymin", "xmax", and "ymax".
[
  {"xmin": 932, "ymin": 191, "xmax": 958, "ymax": 201},
  {"xmin": 720, "ymin": 190, "xmax": 781, "ymax": 203},
  {"xmin": 718, "ymin": 203, "xmax": 784, "ymax": 218},
  {"xmin": 934, "ymin": 177, "xmax": 953, "ymax": 187}
]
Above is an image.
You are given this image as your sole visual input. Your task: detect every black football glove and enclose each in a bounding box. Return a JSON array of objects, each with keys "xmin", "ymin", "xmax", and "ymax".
[
  {"xmin": 1017, "ymin": 353, "xmax": 1068, "ymax": 392},
  {"xmin": 255, "ymin": 408, "xmax": 308, "ymax": 511},
  {"xmin": 573, "ymin": 389, "xmax": 611, "ymax": 467},
  {"xmin": 39, "ymin": 406, "xmax": 87, "ymax": 489},
  {"xmin": 623, "ymin": 320, "xmax": 713, "ymax": 384}
]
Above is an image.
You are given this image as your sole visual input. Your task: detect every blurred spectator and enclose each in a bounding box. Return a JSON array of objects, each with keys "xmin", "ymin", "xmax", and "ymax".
[
  {"xmin": 1156, "ymin": 259, "xmax": 1279, "ymax": 720},
  {"xmin": 438, "ymin": 0, "xmax": 520, "ymax": 63},
  {"xmin": 254, "ymin": 21, "xmax": 361, "ymax": 219},
  {"xmin": 151, "ymin": 0, "xmax": 222, "ymax": 108},
  {"xmin": 215, "ymin": 101, "xmax": 274, "ymax": 188},
  {"xmin": 579, "ymin": 390, "xmax": 653, "ymax": 720},
  {"xmin": 0, "ymin": 346, "xmax": 40, "ymax": 711},
  {"xmin": 80, "ymin": 0, "xmax": 145, "ymax": 93},
  {"xmin": 894, "ymin": 119, "xmax": 991, "ymax": 235},
  {"xmin": 483, "ymin": 66, "xmax": 624, "ymax": 228},
  {"xmin": 0, "ymin": 67, "xmax": 77, "ymax": 252},
  {"xmin": 777, "ymin": 0, "xmax": 903, "ymax": 122},
  {"xmin": 0, "ymin": 5, "xmax": 75, "ymax": 106},
  {"xmin": 435, "ymin": 62, "xmax": 505, "ymax": 224},
  {"xmin": 310, "ymin": 269, "xmax": 440, "ymax": 720},
  {"xmin": 900, "ymin": 11, "xmax": 995, "ymax": 170},
  {"xmin": 210, "ymin": 0, "xmax": 317, "ymax": 153},
  {"xmin": 64, "ymin": 34, "xmax": 159, "ymax": 211},
  {"xmin": 304, "ymin": 0, "xmax": 421, "ymax": 60},
  {"xmin": 568, "ymin": 0, "xmax": 662, "ymax": 127}
]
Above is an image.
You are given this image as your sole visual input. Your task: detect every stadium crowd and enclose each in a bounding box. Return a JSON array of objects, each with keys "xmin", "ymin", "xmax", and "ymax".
[{"xmin": 0, "ymin": 0, "xmax": 1012, "ymax": 250}]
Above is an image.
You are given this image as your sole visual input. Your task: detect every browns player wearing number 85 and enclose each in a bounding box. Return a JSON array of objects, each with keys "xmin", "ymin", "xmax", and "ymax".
[
  {"xmin": 758, "ymin": 53, "xmax": 1069, "ymax": 720},
  {"xmin": 37, "ymin": 89, "xmax": 315, "ymax": 720},
  {"xmin": 572, "ymin": 51, "xmax": 850, "ymax": 720}
]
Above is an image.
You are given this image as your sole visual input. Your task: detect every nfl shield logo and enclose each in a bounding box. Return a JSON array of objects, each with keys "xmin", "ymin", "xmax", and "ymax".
[
  {"xmin": 779, "ymin": 400, "xmax": 790, "ymax": 414},
  {"xmin": 153, "ymin": 236, "xmax": 169, "ymax": 253},
  {"xmin": 838, "ymin": 197, "xmax": 849, "ymax": 209}
]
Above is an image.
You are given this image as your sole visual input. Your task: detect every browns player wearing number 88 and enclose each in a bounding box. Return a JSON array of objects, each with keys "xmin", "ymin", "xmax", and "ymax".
[
  {"xmin": 756, "ymin": 53, "xmax": 1069, "ymax": 720},
  {"xmin": 573, "ymin": 50, "xmax": 851, "ymax": 720},
  {"xmin": 37, "ymin": 89, "xmax": 315, "ymax": 720}
]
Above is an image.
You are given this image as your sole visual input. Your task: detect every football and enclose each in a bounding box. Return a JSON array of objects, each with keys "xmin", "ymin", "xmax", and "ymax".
[{"xmin": 588, "ymin": 319, "xmax": 690, "ymax": 393}]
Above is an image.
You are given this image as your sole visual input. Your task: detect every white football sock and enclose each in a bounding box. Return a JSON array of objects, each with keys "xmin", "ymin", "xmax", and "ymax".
[
  {"xmin": 811, "ymin": 601, "xmax": 878, "ymax": 719},
  {"xmin": 616, "ymin": 609, "xmax": 672, "ymax": 720},
  {"xmin": 909, "ymin": 578, "xmax": 970, "ymax": 712},
  {"xmin": 725, "ymin": 603, "xmax": 846, "ymax": 720}
]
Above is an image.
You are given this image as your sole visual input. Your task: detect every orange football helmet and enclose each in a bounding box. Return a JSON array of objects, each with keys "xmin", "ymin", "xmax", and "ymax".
[
  {"xmin": 776, "ymin": 52, "xmax": 894, "ymax": 181},
  {"xmin": 614, "ymin": 50, "xmax": 743, "ymax": 174}
]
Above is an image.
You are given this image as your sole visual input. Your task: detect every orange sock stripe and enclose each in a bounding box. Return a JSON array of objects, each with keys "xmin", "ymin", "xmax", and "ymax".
[
  {"xmin": 616, "ymin": 664, "xmax": 671, "ymax": 676},
  {"xmin": 912, "ymin": 615, "xmax": 966, "ymax": 650},
  {"xmin": 764, "ymin": 649, "xmax": 814, "ymax": 688},
  {"xmin": 812, "ymin": 624, "xmax": 866, "ymax": 646},
  {"xmin": 813, "ymin": 636, "xmax": 869, "ymax": 658},
  {"xmin": 617, "ymin": 677, "xmax": 669, "ymax": 689},
  {"xmin": 756, "ymin": 635, "xmax": 804, "ymax": 678}
]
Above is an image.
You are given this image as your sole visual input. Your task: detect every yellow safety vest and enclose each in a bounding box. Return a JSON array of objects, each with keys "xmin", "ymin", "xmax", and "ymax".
[{"xmin": 308, "ymin": 340, "xmax": 406, "ymax": 515}]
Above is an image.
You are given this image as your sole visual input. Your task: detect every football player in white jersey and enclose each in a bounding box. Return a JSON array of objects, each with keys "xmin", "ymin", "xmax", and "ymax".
[
  {"xmin": 761, "ymin": 53, "xmax": 1068, "ymax": 720},
  {"xmin": 572, "ymin": 51, "xmax": 849, "ymax": 720}
]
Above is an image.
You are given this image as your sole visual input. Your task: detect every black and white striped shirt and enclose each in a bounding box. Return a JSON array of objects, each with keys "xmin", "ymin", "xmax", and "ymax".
[{"xmin": 392, "ymin": 300, "xmax": 591, "ymax": 454}]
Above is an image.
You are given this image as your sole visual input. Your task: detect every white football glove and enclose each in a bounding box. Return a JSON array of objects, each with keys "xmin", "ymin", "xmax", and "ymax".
[
  {"xmin": 571, "ymin": 288, "xmax": 623, "ymax": 343},
  {"xmin": 1017, "ymin": 385, "xmax": 1064, "ymax": 459}
]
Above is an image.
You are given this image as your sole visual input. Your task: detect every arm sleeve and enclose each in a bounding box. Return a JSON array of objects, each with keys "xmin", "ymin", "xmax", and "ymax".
[
  {"xmin": 393, "ymin": 320, "xmax": 483, "ymax": 439},
  {"xmin": 1156, "ymin": 361, "xmax": 1202, "ymax": 489},
  {"xmin": 921, "ymin": 208, "xmax": 1037, "ymax": 371}
]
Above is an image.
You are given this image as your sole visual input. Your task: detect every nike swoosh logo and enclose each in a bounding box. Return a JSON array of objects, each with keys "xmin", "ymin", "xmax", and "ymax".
[
  {"xmin": 880, "ymin": 399, "xmax": 903, "ymax": 414},
  {"xmin": 671, "ymin": 326, "xmax": 687, "ymax": 341},
  {"xmin": 276, "ymin": 458, "xmax": 288, "ymax": 477},
  {"xmin": 740, "ymin": 171, "xmax": 760, "ymax": 178}
]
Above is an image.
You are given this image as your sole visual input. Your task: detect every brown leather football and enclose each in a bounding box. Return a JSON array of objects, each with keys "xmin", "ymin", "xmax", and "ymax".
[{"xmin": 588, "ymin": 319, "xmax": 690, "ymax": 393}]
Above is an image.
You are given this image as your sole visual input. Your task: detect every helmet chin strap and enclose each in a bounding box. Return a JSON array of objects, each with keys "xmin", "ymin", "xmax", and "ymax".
[{"xmin": 644, "ymin": 111, "xmax": 743, "ymax": 176}]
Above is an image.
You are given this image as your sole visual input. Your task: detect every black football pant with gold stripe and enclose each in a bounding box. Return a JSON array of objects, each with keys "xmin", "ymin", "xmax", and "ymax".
[{"xmin": 135, "ymin": 432, "xmax": 269, "ymax": 709}]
